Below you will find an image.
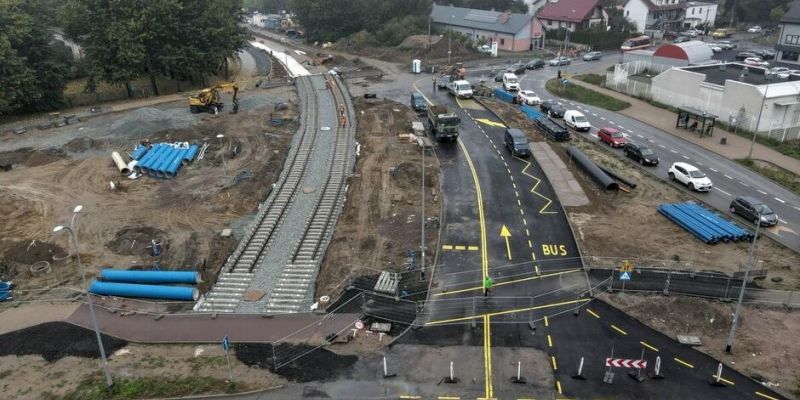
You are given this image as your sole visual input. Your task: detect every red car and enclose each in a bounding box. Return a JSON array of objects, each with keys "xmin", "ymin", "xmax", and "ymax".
[{"xmin": 598, "ymin": 127, "xmax": 627, "ymax": 147}]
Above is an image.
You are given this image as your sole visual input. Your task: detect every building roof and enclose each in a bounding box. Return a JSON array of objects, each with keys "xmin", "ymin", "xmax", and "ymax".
[
  {"xmin": 685, "ymin": 1, "xmax": 716, "ymax": 7},
  {"xmin": 782, "ymin": 1, "xmax": 800, "ymax": 24},
  {"xmin": 537, "ymin": 0, "xmax": 601, "ymax": 23},
  {"xmin": 680, "ymin": 63, "xmax": 800, "ymax": 88},
  {"xmin": 625, "ymin": 0, "xmax": 687, "ymax": 11},
  {"xmin": 653, "ymin": 40, "xmax": 713, "ymax": 63},
  {"xmin": 430, "ymin": 3, "xmax": 532, "ymax": 35}
]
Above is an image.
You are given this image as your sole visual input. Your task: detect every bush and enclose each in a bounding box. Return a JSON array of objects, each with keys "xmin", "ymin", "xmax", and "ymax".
[
  {"xmin": 545, "ymin": 78, "xmax": 631, "ymax": 111},
  {"xmin": 375, "ymin": 15, "xmax": 428, "ymax": 47},
  {"xmin": 574, "ymin": 73, "xmax": 605, "ymax": 86}
]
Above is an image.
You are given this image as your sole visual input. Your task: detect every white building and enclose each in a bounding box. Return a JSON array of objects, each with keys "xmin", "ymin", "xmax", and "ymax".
[
  {"xmin": 777, "ymin": 1, "xmax": 800, "ymax": 65},
  {"xmin": 684, "ymin": 1, "xmax": 717, "ymax": 28},
  {"xmin": 623, "ymin": 0, "xmax": 686, "ymax": 33}
]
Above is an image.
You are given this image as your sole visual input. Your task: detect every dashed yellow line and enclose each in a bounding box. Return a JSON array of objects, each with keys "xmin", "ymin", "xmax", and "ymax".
[
  {"xmin": 673, "ymin": 357, "xmax": 694, "ymax": 368},
  {"xmin": 547, "ymin": 334, "xmax": 553, "ymax": 347},
  {"xmin": 457, "ymin": 138, "xmax": 489, "ymax": 283},
  {"xmin": 434, "ymin": 269, "xmax": 581, "ymax": 297},
  {"xmin": 711, "ymin": 375, "xmax": 735, "ymax": 386},
  {"xmin": 640, "ymin": 341, "xmax": 659, "ymax": 352},
  {"xmin": 468, "ymin": 245, "xmax": 479, "ymax": 251},
  {"xmin": 551, "ymin": 356, "xmax": 558, "ymax": 370},
  {"xmin": 400, "ymin": 396, "xmax": 421, "ymax": 399},
  {"xmin": 454, "ymin": 245, "xmax": 466, "ymax": 250},
  {"xmin": 586, "ymin": 309, "xmax": 600, "ymax": 319},
  {"xmin": 544, "ymin": 315, "xmax": 549, "ymax": 327},
  {"xmin": 441, "ymin": 245, "xmax": 453, "ymax": 250},
  {"xmin": 556, "ymin": 380, "xmax": 562, "ymax": 394},
  {"xmin": 610, "ymin": 324, "xmax": 628, "ymax": 336},
  {"xmin": 756, "ymin": 391, "xmax": 780, "ymax": 400},
  {"xmin": 516, "ymin": 156, "xmax": 557, "ymax": 214},
  {"xmin": 438, "ymin": 397, "xmax": 460, "ymax": 400},
  {"xmin": 425, "ymin": 298, "xmax": 590, "ymax": 326}
]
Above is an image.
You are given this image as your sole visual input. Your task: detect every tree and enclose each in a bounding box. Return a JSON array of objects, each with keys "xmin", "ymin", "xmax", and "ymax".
[{"xmin": 770, "ymin": 5, "xmax": 785, "ymax": 22}]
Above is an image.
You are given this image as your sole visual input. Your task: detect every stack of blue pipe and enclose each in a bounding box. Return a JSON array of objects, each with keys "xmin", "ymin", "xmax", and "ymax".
[
  {"xmin": 520, "ymin": 104, "xmax": 544, "ymax": 120},
  {"xmin": 494, "ymin": 87, "xmax": 516, "ymax": 103},
  {"xmin": 90, "ymin": 269, "xmax": 200, "ymax": 301},
  {"xmin": 657, "ymin": 202, "xmax": 754, "ymax": 244},
  {"xmin": 133, "ymin": 143, "xmax": 199, "ymax": 179}
]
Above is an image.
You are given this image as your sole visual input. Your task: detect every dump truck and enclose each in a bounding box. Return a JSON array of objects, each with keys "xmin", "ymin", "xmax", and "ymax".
[{"xmin": 426, "ymin": 104, "xmax": 460, "ymax": 142}]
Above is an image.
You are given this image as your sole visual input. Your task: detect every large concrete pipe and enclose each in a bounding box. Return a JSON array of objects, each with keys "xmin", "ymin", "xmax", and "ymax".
[
  {"xmin": 111, "ymin": 152, "xmax": 131, "ymax": 175},
  {"xmin": 598, "ymin": 166, "xmax": 637, "ymax": 189},
  {"xmin": 566, "ymin": 145, "xmax": 619, "ymax": 191}
]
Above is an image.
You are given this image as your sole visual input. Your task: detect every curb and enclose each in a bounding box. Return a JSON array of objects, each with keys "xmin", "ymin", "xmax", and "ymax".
[{"xmin": 143, "ymin": 385, "xmax": 284, "ymax": 400}]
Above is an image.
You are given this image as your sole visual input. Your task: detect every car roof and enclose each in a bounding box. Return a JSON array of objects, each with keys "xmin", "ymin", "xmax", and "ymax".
[
  {"xmin": 672, "ymin": 161, "xmax": 699, "ymax": 171},
  {"xmin": 736, "ymin": 196, "xmax": 764, "ymax": 205},
  {"xmin": 506, "ymin": 128, "xmax": 525, "ymax": 136},
  {"xmin": 565, "ymin": 109, "xmax": 583, "ymax": 115},
  {"xmin": 520, "ymin": 90, "xmax": 535, "ymax": 94},
  {"xmin": 600, "ymin": 127, "xmax": 619, "ymax": 133}
]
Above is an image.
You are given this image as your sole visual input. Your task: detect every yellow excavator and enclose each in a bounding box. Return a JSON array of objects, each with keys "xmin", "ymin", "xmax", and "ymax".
[{"xmin": 189, "ymin": 83, "xmax": 239, "ymax": 114}]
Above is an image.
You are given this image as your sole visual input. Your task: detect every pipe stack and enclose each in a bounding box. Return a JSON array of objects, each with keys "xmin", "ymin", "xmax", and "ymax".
[{"xmin": 657, "ymin": 202, "xmax": 754, "ymax": 244}]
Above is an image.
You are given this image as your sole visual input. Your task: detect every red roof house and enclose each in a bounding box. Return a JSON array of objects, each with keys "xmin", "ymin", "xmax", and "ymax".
[{"xmin": 537, "ymin": 0, "xmax": 608, "ymax": 31}]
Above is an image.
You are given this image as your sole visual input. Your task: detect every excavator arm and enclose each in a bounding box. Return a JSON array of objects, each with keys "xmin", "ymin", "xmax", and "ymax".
[{"xmin": 189, "ymin": 83, "xmax": 239, "ymax": 114}]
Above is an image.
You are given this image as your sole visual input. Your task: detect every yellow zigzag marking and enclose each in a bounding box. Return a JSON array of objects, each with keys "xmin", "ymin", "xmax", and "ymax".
[{"xmin": 516, "ymin": 156, "xmax": 557, "ymax": 214}]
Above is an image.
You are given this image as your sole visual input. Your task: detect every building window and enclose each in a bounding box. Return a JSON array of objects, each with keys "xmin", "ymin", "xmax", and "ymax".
[
  {"xmin": 782, "ymin": 51, "xmax": 799, "ymax": 62},
  {"xmin": 547, "ymin": 19, "xmax": 553, "ymax": 26},
  {"xmin": 786, "ymin": 34, "xmax": 800, "ymax": 45},
  {"xmin": 500, "ymin": 38, "xmax": 505, "ymax": 45}
]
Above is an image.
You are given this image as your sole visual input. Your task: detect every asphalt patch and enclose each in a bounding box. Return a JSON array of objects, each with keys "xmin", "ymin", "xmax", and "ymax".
[
  {"xmin": 234, "ymin": 343, "xmax": 357, "ymax": 382},
  {"xmin": 0, "ymin": 322, "xmax": 127, "ymax": 362}
]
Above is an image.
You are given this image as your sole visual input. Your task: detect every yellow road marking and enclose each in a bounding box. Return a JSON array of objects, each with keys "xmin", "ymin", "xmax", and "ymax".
[
  {"xmin": 640, "ymin": 341, "xmax": 659, "ymax": 352},
  {"xmin": 438, "ymin": 397, "xmax": 460, "ymax": 400},
  {"xmin": 673, "ymin": 357, "xmax": 694, "ymax": 368},
  {"xmin": 434, "ymin": 269, "xmax": 581, "ymax": 297},
  {"xmin": 544, "ymin": 315, "xmax": 549, "ymax": 327},
  {"xmin": 468, "ymin": 245, "xmax": 479, "ymax": 251},
  {"xmin": 400, "ymin": 396, "xmax": 421, "ymax": 399},
  {"xmin": 483, "ymin": 315, "xmax": 494, "ymax": 399},
  {"xmin": 527, "ymin": 240, "xmax": 533, "ymax": 248},
  {"xmin": 475, "ymin": 118, "xmax": 507, "ymax": 128},
  {"xmin": 586, "ymin": 309, "xmax": 600, "ymax": 319},
  {"xmin": 516, "ymin": 156, "xmax": 557, "ymax": 214},
  {"xmin": 425, "ymin": 298, "xmax": 590, "ymax": 326},
  {"xmin": 551, "ymin": 356, "xmax": 558, "ymax": 370},
  {"xmin": 442, "ymin": 245, "xmax": 453, "ymax": 250},
  {"xmin": 454, "ymin": 245, "xmax": 466, "ymax": 250},
  {"xmin": 547, "ymin": 334, "xmax": 553, "ymax": 347},
  {"xmin": 522, "ymin": 217, "xmax": 527, "ymax": 225},
  {"xmin": 610, "ymin": 324, "xmax": 627, "ymax": 335},
  {"xmin": 458, "ymin": 138, "xmax": 489, "ymax": 284},
  {"xmin": 756, "ymin": 391, "xmax": 780, "ymax": 400},
  {"xmin": 711, "ymin": 375, "xmax": 735, "ymax": 386},
  {"xmin": 534, "ymin": 264, "xmax": 540, "ymax": 275},
  {"xmin": 556, "ymin": 380, "xmax": 562, "ymax": 394},
  {"xmin": 500, "ymin": 225, "xmax": 512, "ymax": 260}
]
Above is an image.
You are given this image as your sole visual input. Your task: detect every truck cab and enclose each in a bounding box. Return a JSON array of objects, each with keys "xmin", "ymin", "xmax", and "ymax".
[
  {"xmin": 448, "ymin": 80, "xmax": 473, "ymax": 98},
  {"xmin": 427, "ymin": 104, "xmax": 460, "ymax": 142}
]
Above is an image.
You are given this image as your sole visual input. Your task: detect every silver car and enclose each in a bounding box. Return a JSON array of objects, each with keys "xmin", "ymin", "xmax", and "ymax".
[
  {"xmin": 549, "ymin": 56, "xmax": 571, "ymax": 66},
  {"xmin": 583, "ymin": 51, "xmax": 602, "ymax": 61}
]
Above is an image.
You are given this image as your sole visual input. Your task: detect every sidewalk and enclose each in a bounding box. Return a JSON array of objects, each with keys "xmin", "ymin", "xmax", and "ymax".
[{"xmin": 567, "ymin": 77, "xmax": 800, "ymax": 175}]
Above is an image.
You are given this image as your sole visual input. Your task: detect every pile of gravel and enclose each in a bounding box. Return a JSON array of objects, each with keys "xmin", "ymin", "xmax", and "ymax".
[
  {"xmin": 0, "ymin": 322, "xmax": 128, "ymax": 362},
  {"xmin": 109, "ymin": 108, "xmax": 197, "ymax": 139}
]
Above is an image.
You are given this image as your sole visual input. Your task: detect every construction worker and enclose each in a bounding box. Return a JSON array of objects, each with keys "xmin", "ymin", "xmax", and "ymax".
[
  {"xmin": 341, "ymin": 113, "xmax": 347, "ymax": 128},
  {"xmin": 339, "ymin": 104, "xmax": 344, "ymax": 115},
  {"xmin": 483, "ymin": 275, "xmax": 494, "ymax": 297},
  {"xmin": 432, "ymin": 76, "xmax": 436, "ymax": 91}
]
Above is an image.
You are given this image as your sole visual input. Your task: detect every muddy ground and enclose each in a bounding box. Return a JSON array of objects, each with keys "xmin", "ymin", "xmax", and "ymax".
[
  {"xmin": 315, "ymin": 98, "xmax": 441, "ymax": 301},
  {"xmin": 0, "ymin": 84, "xmax": 298, "ymax": 304},
  {"xmin": 603, "ymin": 294, "xmax": 800, "ymax": 395}
]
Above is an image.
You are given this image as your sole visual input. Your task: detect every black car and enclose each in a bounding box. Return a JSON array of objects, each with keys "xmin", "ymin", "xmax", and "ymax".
[
  {"xmin": 535, "ymin": 117, "xmax": 571, "ymax": 141},
  {"xmin": 410, "ymin": 93, "xmax": 427, "ymax": 112},
  {"xmin": 730, "ymin": 196, "xmax": 779, "ymax": 226},
  {"xmin": 623, "ymin": 142, "xmax": 659, "ymax": 166},
  {"xmin": 755, "ymin": 49, "xmax": 776, "ymax": 59},
  {"xmin": 540, "ymin": 99, "xmax": 566, "ymax": 118},
  {"xmin": 525, "ymin": 59, "xmax": 546, "ymax": 69},
  {"xmin": 735, "ymin": 51, "xmax": 758, "ymax": 60},
  {"xmin": 513, "ymin": 66, "xmax": 526, "ymax": 75},
  {"xmin": 494, "ymin": 73, "xmax": 503, "ymax": 82}
]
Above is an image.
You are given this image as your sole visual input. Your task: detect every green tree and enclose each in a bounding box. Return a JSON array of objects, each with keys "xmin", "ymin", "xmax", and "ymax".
[{"xmin": 770, "ymin": 5, "xmax": 785, "ymax": 22}]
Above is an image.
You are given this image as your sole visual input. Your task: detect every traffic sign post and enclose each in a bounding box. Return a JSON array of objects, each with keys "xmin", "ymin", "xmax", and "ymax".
[
  {"xmin": 627, "ymin": 350, "xmax": 646, "ymax": 382},
  {"xmin": 649, "ymin": 356, "xmax": 665, "ymax": 380},
  {"xmin": 222, "ymin": 335, "xmax": 233, "ymax": 382},
  {"xmin": 619, "ymin": 260, "xmax": 634, "ymax": 292},
  {"xmin": 606, "ymin": 358, "xmax": 647, "ymax": 369}
]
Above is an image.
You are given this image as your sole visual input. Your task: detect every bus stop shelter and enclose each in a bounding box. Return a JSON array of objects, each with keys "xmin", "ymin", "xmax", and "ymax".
[{"xmin": 676, "ymin": 106, "xmax": 717, "ymax": 137}]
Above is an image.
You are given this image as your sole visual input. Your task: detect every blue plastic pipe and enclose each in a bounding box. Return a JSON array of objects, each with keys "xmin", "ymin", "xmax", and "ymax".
[
  {"xmin": 131, "ymin": 145, "xmax": 149, "ymax": 161},
  {"xmin": 140, "ymin": 144, "xmax": 168, "ymax": 173},
  {"xmin": 99, "ymin": 268, "xmax": 200, "ymax": 284},
  {"xmin": 0, "ymin": 281, "xmax": 11, "ymax": 301},
  {"xmin": 134, "ymin": 144, "xmax": 162, "ymax": 173},
  {"xmin": 90, "ymin": 280, "xmax": 199, "ymax": 301},
  {"xmin": 182, "ymin": 144, "xmax": 199, "ymax": 165},
  {"xmin": 155, "ymin": 147, "xmax": 179, "ymax": 177},
  {"xmin": 166, "ymin": 148, "xmax": 190, "ymax": 178},
  {"xmin": 147, "ymin": 146, "xmax": 173, "ymax": 176}
]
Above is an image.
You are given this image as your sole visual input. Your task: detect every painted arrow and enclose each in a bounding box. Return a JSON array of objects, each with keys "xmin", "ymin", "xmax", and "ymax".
[
  {"xmin": 605, "ymin": 358, "xmax": 647, "ymax": 369},
  {"xmin": 500, "ymin": 225, "xmax": 512, "ymax": 260},
  {"xmin": 475, "ymin": 118, "xmax": 506, "ymax": 128}
]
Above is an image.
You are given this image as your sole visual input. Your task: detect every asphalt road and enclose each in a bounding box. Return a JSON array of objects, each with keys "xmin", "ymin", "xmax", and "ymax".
[{"xmin": 474, "ymin": 60, "xmax": 800, "ymax": 253}]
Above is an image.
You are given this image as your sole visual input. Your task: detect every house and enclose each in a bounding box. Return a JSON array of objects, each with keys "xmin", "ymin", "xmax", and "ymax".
[
  {"xmin": 684, "ymin": 1, "xmax": 717, "ymax": 28},
  {"xmin": 623, "ymin": 0, "xmax": 686, "ymax": 32},
  {"xmin": 430, "ymin": 4, "xmax": 545, "ymax": 51},
  {"xmin": 522, "ymin": 0, "xmax": 549, "ymax": 15},
  {"xmin": 537, "ymin": 0, "xmax": 608, "ymax": 32},
  {"xmin": 777, "ymin": 1, "xmax": 800, "ymax": 65}
]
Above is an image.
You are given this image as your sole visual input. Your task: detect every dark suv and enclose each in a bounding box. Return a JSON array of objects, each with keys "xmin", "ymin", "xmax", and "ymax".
[
  {"xmin": 730, "ymin": 196, "xmax": 779, "ymax": 226},
  {"xmin": 540, "ymin": 99, "xmax": 566, "ymax": 118},
  {"xmin": 410, "ymin": 93, "xmax": 427, "ymax": 112},
  {"xmin": 535, "ymin": 117, "xmax": 571, "ymax": 141},
  {"xmin": 623, "ymin": 142, "xmax": 659, "ymax": 165},
  {"xmin": 525, "ymin": 59, "xmax": 546, "ymax": 69}
]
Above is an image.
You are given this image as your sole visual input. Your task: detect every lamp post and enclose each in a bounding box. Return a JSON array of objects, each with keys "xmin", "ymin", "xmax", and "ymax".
[
  {"xmin": 216, "ymin": 134, "xmax": 227, "ymax": 177},
  {"xmin": 724, "ymin": 211, "xmax": 762, "ymax": 353},
  {"xmin": 420, "ymin": 144, "xmax": 426, "ymax": 279},
  {"xmin": 53, "ymin": 205, "xmax": 113, "ymax": 389},
  {"xmin": 448, "ymin": 15, "xmax": 454, "ymax": 65},
  {"xmin": 748, "ymin": 84, "xmax": 769, "ymax": 159}
]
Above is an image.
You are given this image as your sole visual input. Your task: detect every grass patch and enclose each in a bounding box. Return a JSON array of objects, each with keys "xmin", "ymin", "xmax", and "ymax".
[
  {"xmin": 736, "ymin": 158, "xmax": 800, "ymax": 195},
  {"xmin": 189, "ymin": 355, "xmax": 230, "ymax": 371},
  {"xmin": 545, "ymin": 78, "xmax": 631, "ymax": 111},
  {"xmin": 62, "ymin": 375, "xmax": 237, "ymax": 400},
  {"xmin": 573, "ymin": 73, "xmax": 605, "ymax": 86}
]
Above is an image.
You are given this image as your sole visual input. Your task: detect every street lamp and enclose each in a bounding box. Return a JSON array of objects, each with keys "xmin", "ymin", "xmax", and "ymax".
[
  {"xmin": 53, "ymin": 205, "xmax": 113, "ymax": 389},
  {"xmin": 420, "ymin": 144, "xmax": 426, "ymax": 279},
  {"xmin": 724, "ymin": 211, "xmax": 763, "ymax": 353},
  {"xmin": 216, "ymin": 134, "xmax": 227, "ymax": 177},
  {"xmin": 448, "ymin": 15, "xmax": 454, "ymax": 65},
  {"xmin": 748, "ymin": 84, "xmax": 769, "ymax": 159}
]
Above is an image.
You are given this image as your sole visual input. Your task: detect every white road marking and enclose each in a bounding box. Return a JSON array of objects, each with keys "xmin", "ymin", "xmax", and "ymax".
[
  {"xmin": 775, "ymin": 197, "xmax": 786, "ymax": 203},
  {"xmin": 600, "ymin": 117, "xmax": 607, "ymax": 120},
  {"xmin": 758, "ymin": 189, "xmax": 767, "ymax": 194},
  {"xmin": 739, "ymin": 182, "xmax": 749, "ymax": 187},
  {"xmin": 780, "ymin": 218, "xmax": 788, "ymax": 224},
  {"xmin": 696, "ymin": 162, "xmax": 703, "ymax": 166},
  {"xmin": 592, "ymin": 113, "xmax": 598, "ymax": 117},
  {"xmin": 715, "ymin": 188, "xmax": 732, "ymax": 196},
  {"xmin": 670, "ymin": 149, "xmax": 678, "ymax": 153},
  {"xmin": 626, "ymin": 129, "xmax": 633, "ymax": 133},
  {"xmin": 618, "ymin": 126, "xmax": 625, "ymax": 130},
  {"xmin": 709, "ymin": 168, "xmax": 718, "ymax": 172},
  {"xmin": 636, "ymin": 134, "xmax": 644, "ymax": 138},
  {"xmin": 609, "ymin": 121, "xmax": 616, "ymax": 126},
  {"xmin": 724, "ymin": 174, "xmax": 733, "ymax": 179},
  {"xmin": 658, "ymin": 144, "xmax": 666, "ymax": 148},
  {"xmin": 681, "ymin": 155, "xmax": 690, "ymax": 159}
]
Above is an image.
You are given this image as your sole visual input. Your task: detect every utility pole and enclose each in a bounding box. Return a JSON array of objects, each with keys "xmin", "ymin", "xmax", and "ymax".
[
  {"xmin": 421, "ymin": 145, "xmax": 426, "ymax": 278},
  {"xmin": 749, "ymin": 84, "xmax": 769, "ymax": 159},
  {"xmin": 728, "ymin": 0, "xmax": 737, "ymax": 29},
  {"xmin": 725, "ymin": 212, "xmax": 762, "ymax": 353}
]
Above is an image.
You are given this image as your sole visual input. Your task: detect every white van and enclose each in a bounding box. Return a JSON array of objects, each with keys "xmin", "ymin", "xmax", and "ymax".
[
  {"xmin": 448, "ymin": 80, "xmax": 473, "ymax": 98},
  {"xmin": 563, "ymin": 110, "xmax": 591, "ymax": 132},
  {"xmin": 502, "ymin": 73, "xmax": 519, "ymax": 91}
]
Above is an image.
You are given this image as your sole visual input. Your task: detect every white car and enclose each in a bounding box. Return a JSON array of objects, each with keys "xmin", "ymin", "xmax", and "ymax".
[
  {"xmin": 748, "ymin": 25, "xmax": 762, "ymax": 33},
  {"xmin": 744, "ymin": 57, "xmax": 769, "ymax": 67},
  {"xmin": 710, "ymin": 44, "xmax": 722, "ymax": 53},
  {"xmin": 549, "ymin": 57, "xmax": 571, "ymax": 66},
  {"xmin": 668, "ymin": 162, "xmax": 713, "ymax": 192},
  {"xmin": 516, "ymin": 90, "xmax": 541, "ymax": 105},
  {"xmin": 683, "ymin": 29, "xmax": 700, "ymax": 37}
]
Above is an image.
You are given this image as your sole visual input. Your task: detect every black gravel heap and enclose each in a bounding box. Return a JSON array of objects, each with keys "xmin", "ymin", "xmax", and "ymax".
[
  {"xmin": 235, "ymin": 343, "xmax": 357, "ymax": 382},
  {"xmin": 0, "ymin": 322, "xmax": 128, "ymax": 362}
]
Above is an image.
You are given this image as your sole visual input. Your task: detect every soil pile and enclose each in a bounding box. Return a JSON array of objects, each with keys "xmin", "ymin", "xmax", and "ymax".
[
  {"xmin": 0, "ymin": 322, "xmax": 128, "ymax": 362},
  {"xmin": 3, "ymin": 240, "xmax": 67, "ymax": 265},
  {"xmin": 234, "ymin": 343, "xmax": 357, "ymax": 382},
  {"xmin": 109, "ymin": 107, "xmax": 197, "ymax": 138},
  {"xmin": 391, "ymin": 162, "xmax": 421, "ymax": 190},
  {"xmin": 0, "ymin": 147, "xmax": 67, "ymax": 168},
  {"xmin": 105, "ymin": 226, "xmax": 169, "ymax": 257}
]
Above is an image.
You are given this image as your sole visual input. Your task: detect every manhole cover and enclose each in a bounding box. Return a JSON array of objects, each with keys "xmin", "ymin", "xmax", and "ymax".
[
  {"xmin": 320, "ymin": 126, "xmax": 331, "ymax": 131},
  {"xmin": 303, "ymin": 187, "xmax": 316, "ymax": 194}
]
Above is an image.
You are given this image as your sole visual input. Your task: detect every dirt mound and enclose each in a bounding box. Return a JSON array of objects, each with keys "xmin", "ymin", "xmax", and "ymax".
[
  {"xmin": 399, "ymin": 35, "xmax": 443, "ymax": 49},
  {"xmin": 234, "ymin": 343, "xmax": 357, "ymax": 382},
  {"xmin": 109, "ymin": 107, "xmax": 197, "ymax": 139},
  {"xmin": 391, "ymin": 162, "xmax": 421, "ymax": 190},
  {"xmin": 105, "ymin": 226, "xmax": 169, "ymax": 256},
  {"xmin": 0, "ymin": 147, "xmax": 67, "ymax": 169},
  {"xmin": 0, "ymin": 322, "xmax": 128, "ymax": 362},
  {"xmin": 609, "ymin": 295, "xmax": 732, "ymax": 337},
  {"xmin": 3, "ymin": 240, "xmax": 68, "ymax": 265}
]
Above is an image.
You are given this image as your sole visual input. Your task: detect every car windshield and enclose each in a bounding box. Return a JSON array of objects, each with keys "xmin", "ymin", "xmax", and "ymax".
[
  {"xmin": 574, "ymin": 116, "xmax": 587, "ymax": 122},
  {"xmin": 689, "ymin": 170, "xmax": 706, "ymax": 178},
  {"xmin": 507, "ymin": 78, "xmax": 518, "ymax": 84},
  {"xmin": 756, "ymin": 204, "xmax": 774, "ymax": 214},
  {"xmin": 458, "ymin": 83, "xmax": 470, "ymax": 90},
  {"xmin": 441, "ymin": 116, "xmax": 459, "ymax": 125},
  {"xmin": 611, "ymin": 131, "xmax": 623, "ymax": 138},
  {"xmin": 640, "ymin": 147, "xmax": 654, "ymax": 155}
]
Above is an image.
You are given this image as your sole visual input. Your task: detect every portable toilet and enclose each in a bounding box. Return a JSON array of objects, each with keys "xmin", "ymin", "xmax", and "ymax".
[{"xmin": 412, "ymin": 59, "xmax": 422, "ymax": 74}]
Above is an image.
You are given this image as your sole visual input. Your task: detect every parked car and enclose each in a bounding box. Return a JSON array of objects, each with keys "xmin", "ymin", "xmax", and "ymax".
[
  {"xmin": 770, "ymin": 67, "xmax": 791, "ymax": 78},
  {"xmin": 682, "ymin": 29, "xmax": 700, "ymax": 37},
  {"xmin": 437, "ymin": 75, "xmax": 451, "ymax": 89},
  {"xmin": 504, "ymin": 128, "xmax": 531, "ymax": 157},
  {"xmin": 563, "ymin": 110, "xmax": 591, "ymax": 131},
  {"xmin": 525, "ymin": 59, "xmax": 546, "ymax": 69},
  {"xmin": 710, "ymin": 44, "xmax": 722, "ymax": 53},
  {"xmin": 755, "ymin": 49, "xmax": 776, "ymax": 59},
  {"xmin": 513, "ymin": 65, "xmax": 527, "ymax": 75},
  {"xmin": 735, "ymin": 51, "xmax": 757, "ymax": 60},
  {"xmin": 597, "ymin": 127, "xmax": 627, "ymax": 147},
  {"xmin": 477, "ymin": 44, "xmax": 492, "ymax": 54},
  {"xmin": 717, "ymin": 40, "xmax": 737, "ymax": 49},
  {"xmin": 668, "ymin": 162, "xmax": 713, "ymax": 191},
  {"xmin": 410, "ymin": 92, "xmax": 427, "ymax": 112},
  {"xmin": 549, "ymin": 56, "xmax": 571, "ymax": 66},
  {"xmin": 494, "ymin": 72, "xmax": 504, "ymax": 82},
  {"xmin": 623, "ymin": 142, "xmax": 659, "ymax": 166},
  {"xmin": 663, "ymin": 31, "xmax": 679, "ymax": 41},
  {"xmin": 730, "ymin": 196, "xmax": 779, "ymax": 226},
  {"xmin": 502, "ymin": 73, "xmax": 519, "ymax": 91},
  {"xmin": 744, "ymin": 57, "xmax": 769, "ymax": 67},
  {"xmin": 540, "ymin": 99, "xmax": 566, "ymax": 118},
  {"xmin": 535, "ymin": 117, "xmax": 571, "ymax": 141},
  {"xmin": 517, "ymin": 90, "xmax": 541, "ymax": 105},
  {"xmin": 747, "ymin": 25, "xmax": 762, "ymax": 33},
  {"xmin": 583, "ymin": 51, "xmax": 603, "ymax": 61},
  {"xmin": 673, "ymin": 36, "xmax": 691, "ymax": 43}
]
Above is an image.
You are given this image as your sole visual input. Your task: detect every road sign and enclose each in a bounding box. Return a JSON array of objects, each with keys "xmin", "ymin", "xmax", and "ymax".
[
  {"xmin": 222, "ymin": 335, "xmax": 230, "ymax": 351},
  {"xmin": 620, "ymin": 260, "xmax": 634, "ymax": 273},
  {"xmin": 606, "ymin": 358, "xmax": 647, "ymax": 369},
  {"xmin": 619, "ymin": 271, "xmax": 631, "ymax": 281}
]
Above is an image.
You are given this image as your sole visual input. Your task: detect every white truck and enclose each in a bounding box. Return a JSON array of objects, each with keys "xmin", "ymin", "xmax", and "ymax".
[{"xmin": 447, "ymin": 80, "xmax": 473, "ymax": 99}]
